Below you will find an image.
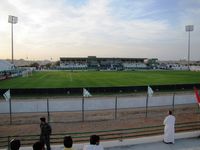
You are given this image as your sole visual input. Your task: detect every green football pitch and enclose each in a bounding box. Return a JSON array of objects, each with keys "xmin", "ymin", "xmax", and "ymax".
[{"xmin": 0, "ymin": 70, "xmax": 200, "ymax": 88}]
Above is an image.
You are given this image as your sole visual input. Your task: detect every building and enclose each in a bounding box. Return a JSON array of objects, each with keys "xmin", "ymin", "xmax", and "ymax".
[
  {"xmin": 60, "ymin": 56, "xmax": 150, "ymax": 70},
  {"xmin": 0, "ymin": 60, "xmax": 14, "ymax": 72}
]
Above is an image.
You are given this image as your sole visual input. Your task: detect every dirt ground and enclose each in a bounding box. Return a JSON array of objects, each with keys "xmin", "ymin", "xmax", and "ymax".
[{"xmin": 0, "ymin": 104, "xmax": 200, "ymax": 137}]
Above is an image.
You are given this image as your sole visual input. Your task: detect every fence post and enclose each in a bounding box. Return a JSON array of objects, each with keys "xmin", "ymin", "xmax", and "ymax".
[
  {"xmin": 172, "ymin": 92, "xmax": 175, "ymax": 112},
  {"xmin": 145, "ymin": 93, "xmax": 149, "ymax": 118},
  {"xmin": 8, "ymin": 136, "xmax": 10, "ymax": 150},
  {"xmin": 172, "ymin": 85, "xmax": 176, "ymax": 113},
  {"xmin": 115, "ymin": 96, "xmax": 118, "ymax": 120},
  {"xmin": 47, "ymin": 98, "xmax": 50, "ymax": 123},
  {"xmin": 9, "ymin": 98, "xmax": 12, "ymax": 125},
  {"xmin": 82, "ymin": 97, "xmax": 84, "ymax": 122}
]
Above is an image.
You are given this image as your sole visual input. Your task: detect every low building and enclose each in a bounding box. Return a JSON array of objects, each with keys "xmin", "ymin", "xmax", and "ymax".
[{"xmin": 0, "ymin": 60, "xmax": 14, "ymax": 72}]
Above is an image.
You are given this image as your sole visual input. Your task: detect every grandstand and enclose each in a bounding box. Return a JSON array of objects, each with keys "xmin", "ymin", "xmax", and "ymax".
[
  {"xmin": 0, "ymin": 60, "xmax": 14, "ymax": 72},
  {"xmin": 0, "ymin": 60, "xmax": 34, "ymax": 80},
  {"xmin": 60, "ymin": 56, "xmax": 152, "ymax": 70},
  {"xmin": 0, "ymin": 60, "xmax": 15, "ymax": 80}
]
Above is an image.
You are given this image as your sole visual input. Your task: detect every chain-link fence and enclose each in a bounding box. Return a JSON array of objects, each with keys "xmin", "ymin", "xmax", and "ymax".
[{"xmin": 0, "ymin": 88, "xmax": 198, "ymax": 125}]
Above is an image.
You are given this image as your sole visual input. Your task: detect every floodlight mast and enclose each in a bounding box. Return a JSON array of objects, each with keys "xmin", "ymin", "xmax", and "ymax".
[
  {"xmin": 8, "ymin": 15, "xmax": 18, "ymax": 65},
  {"xmin": 185, "ymin": 25, "xmax": 194, "ymax": 71}
]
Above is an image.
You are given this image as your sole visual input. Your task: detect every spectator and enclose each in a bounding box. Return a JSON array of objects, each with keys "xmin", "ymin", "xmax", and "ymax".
[
  {"xmin": 33, "ymin": 141, "xmax": 44, "ymax": 150},
  {"xmin": 40, "ymin": 117, "xmax": 52, "ymax": 150},
  {"xmin": 10, "ymin": 139, "xmax": 21, "ymax": 150},
  {"xmin": 83, "ymin": 135, "xmax": 104, "ymax": 150},
  {"xmin": 64, "ymin": 135, "xmax": 74, "ymax": 150},
  {"xmin": 163, "ymin": 110, "xmax": 176, "ymax": 144}
]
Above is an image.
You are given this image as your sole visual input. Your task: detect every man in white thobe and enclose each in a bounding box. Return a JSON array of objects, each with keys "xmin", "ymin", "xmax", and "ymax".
[
  {"xmin": 83, "ymin": 135, "xmax": 104, "ymax": 150},
  {"xmin": 163, "ymin": 110, "xmax": 176, "ymax": 144}
]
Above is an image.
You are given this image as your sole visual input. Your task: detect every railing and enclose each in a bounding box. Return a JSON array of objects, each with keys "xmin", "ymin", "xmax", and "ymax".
[{"xmin": 1, "ymin": 121, "xmax": 200, "ymax": 149}]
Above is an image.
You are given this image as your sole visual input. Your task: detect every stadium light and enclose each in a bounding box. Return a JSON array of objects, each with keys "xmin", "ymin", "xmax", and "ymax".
[
  {"xmin": 185, "ymin": 25, "xmax": 194, "ymax": 70},
  {"xmin": 8, "ymin": 15, "xmax": 18, "ymax": 65}
]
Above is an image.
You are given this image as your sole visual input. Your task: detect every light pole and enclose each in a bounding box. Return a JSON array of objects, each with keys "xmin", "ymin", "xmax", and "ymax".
[
  {"xmin": 8, "ymin": 15, "xmax": 18, "ymax": 65},
  {"xmin": 185, "ymin": 25, "xmax": 194, "ymax": 70}
]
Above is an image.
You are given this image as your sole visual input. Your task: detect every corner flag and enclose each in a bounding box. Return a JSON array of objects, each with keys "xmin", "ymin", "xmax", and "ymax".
[
  {"xmin": 194, "ymin": 87, "xmax": 200, "ymax": 106},
  {"xmin": 147, "ymin": 86, "xmax": 154, "ymax": 97},
  {"xmin": 83, "ymin": 88, "xmax": 92, "ymax": 97},
  {"xmin": 3, "ymin": 89, "xmax": 10, "ymax": 101}
]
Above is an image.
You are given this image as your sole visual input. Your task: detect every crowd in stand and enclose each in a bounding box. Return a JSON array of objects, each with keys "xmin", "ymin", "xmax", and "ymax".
[{"xmin": 0, "ymin": 71, "xmax": 12, "ymax": 80}]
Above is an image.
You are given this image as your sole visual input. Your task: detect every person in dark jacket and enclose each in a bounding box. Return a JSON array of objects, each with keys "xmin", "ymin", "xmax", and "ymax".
[
  {"xmin": 10, "ymin": 139, "xmax": 21, "ymax": 150},
  {"xmin": 40, "ymin": 117, "xmax": 51, "ymax": 150}
]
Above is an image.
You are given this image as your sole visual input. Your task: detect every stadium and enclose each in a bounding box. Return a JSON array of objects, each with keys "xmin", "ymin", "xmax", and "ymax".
[
  {"xmin": 1, "ymin": 57, "xmax": 200, "ymax": 150},
  {"xmin": 1, "ymin": 1, "xmax": 200, "ymax": 149},
  {"xmin": 2, "ymin": 56, "xmax": 199, "ymax": 95}
]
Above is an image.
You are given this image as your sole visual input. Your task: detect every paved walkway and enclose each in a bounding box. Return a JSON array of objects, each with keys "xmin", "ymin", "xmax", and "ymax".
[
  {"xmin": 13, "ymin": 131, "xmax": 200, "ymax": 150},
  {"xmin": 18, "ymin": 137, "xmax": 200, "ymax": 150},
  {"xmin": 107, "ymin": 138, "xmax": 200, "ymax": 150}
]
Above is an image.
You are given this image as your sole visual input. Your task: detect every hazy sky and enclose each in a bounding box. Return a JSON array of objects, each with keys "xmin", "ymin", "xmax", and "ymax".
[{"xmin": 0, "ymin": 0, "xmax": 200, "ymax": 61}]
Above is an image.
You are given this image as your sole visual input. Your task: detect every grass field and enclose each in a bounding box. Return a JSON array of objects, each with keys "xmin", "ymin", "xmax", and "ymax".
[{"xmin": 0, "ymin": 70, "xmax": 200, "ymax": 89}]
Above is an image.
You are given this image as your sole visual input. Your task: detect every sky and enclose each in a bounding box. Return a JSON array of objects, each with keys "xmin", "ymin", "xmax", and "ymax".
[{"xmin": 0, "ymin": 0, "xmax": 200, "ymax": 61}]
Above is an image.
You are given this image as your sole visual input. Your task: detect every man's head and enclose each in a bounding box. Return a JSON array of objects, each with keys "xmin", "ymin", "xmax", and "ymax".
[
  {"xmin": 90, "ymin": 135, "xmax": 100, "ymax": 145},
  {"xmin": 10, "ymin": 139, "xmax": 21, "ymax": 150},
  {"xmin": 64, "ymin": 136, "xmax": 73, "ymax": 148},
  {"xmin": 40, "ymin": 117, "xmax": 46, "ymax": 123},
  {"xmin": 33, "ymin": 141, "xmax": 44, "ymax": 150},
  {"xmin": 168, "ymin": 110, "xmax": 172, "ymax": 115}
]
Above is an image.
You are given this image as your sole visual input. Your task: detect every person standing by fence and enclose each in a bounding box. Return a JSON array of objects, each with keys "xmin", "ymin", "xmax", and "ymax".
[
  {"xmin": 40, "ymin": 117, "xmax": 52, "ymax": 150},
  {"xmin": 163, "ymin": 110, "xmax": 176, "ymax": 144}
]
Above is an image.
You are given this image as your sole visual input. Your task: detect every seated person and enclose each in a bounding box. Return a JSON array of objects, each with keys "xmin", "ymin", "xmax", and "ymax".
[
  {"xmin": 33, "ymin": 141, "xmax": 45, "ymax": 150},
  {"xmin": 10, "ymin": 139, "xmax": 21, "ymax": 150},
  {"xmin": 83, "ymin": 135, "xmax": 104, "ymax": 150},
  {"xmin": 64, "ymin": 136, "xmax": 74, "ymax": 150}
]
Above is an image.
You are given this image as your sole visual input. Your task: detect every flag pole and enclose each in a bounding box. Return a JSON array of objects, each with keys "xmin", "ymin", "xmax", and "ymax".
[
  {"xmin": 198, "ymin": 87, "xmax": 200, "ymax": 113},
  {"xmin": 172, "ymin": 84, "xmax": 176, "ymax": 113},
  {"xmin": 115, "ymin": 96, "xmax": 118, "ymax": 120},
  {"xmin": 82, "ymin": 96, "xmax": 85, "ymax": 122},
  {"xmin": 3, "ymin": 89, "xmax": 12, "ymax": 124},
  {"xmin": 47, "ymin": 98, "xmax": 50, "ymax": 123},
  {"xmin": 172, "ymin": 92, "xmax": 175, "ymax": 112},
  {"xmin": 146, "ymin": 86, "xmax": 153, "ymax": 118},
  {"xmin": 194, "ymin": 86, "xmax": 200, "ymax": 113},
  {"xmin": 145, "ymin": 93, "xmax": 149, "ymax": 118},
  {"xmin": 9, "ymin": 96, "xmax": 12, "ymax": 125}
]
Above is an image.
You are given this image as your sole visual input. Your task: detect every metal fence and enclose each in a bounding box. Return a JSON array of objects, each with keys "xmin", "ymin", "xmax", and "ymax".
[
  {"xmin": 0, "ymin": 90, "xmax": 198, "ymax": 125},
  {"xmin": 0, "ymin": 121, "xmax": 200, "ymax": 149}
]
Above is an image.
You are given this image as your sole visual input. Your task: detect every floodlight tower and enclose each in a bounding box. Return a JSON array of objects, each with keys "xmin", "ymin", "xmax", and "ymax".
[
  {"xmin": 185, "ymin": 25, "xmax": 194, "ymax": 70},
  {"xmin": 8, "ymin": 15, "xmax": 18, "ymax": 65}
]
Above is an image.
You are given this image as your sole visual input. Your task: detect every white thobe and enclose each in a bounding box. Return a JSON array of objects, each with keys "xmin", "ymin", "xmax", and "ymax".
[
  {"xmin": 83, "ymin": 144, "xmax": 104, "ymax": 150},
  {"xmin": 163, "ymin": 115, "xmax": 176, "ymax": 143}
]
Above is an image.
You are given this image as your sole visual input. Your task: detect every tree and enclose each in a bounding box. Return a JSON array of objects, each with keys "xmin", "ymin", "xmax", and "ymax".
[
  {"xmin": 30, "ymin": 62, "xmax": 40, "ymax": 69},
  {"xmin": 52, "ymin": 61, "xmax": 60, "ymax": 67},
  {"xmin": 45, "ymin": 63, "xmax": 52, "ymax": 69},
  {"xmin": 54, "ymin": 61, "xmax": 60, "ymax": 66}
]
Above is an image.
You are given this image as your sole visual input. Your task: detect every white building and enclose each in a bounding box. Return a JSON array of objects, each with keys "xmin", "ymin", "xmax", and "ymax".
[{"xmin": 0, "ymin": 60, "xmax": 14, "ymax": 72}]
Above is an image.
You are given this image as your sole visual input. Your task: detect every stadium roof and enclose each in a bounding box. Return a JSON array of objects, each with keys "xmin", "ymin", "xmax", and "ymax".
[
  {"xmin": 60, "ymin": 56, "xmax": 148, "ymax": 61},
  {"xmin": 0, "ymin": 60, "xmax": 14, "ymax": 71}
]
